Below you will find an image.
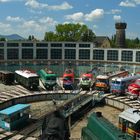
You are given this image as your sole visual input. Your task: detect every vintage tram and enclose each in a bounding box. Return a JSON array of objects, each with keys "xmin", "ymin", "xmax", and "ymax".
[
  {"xmin": 0, "ymin": 70, "xmax": 15, "ymax": 85},
  {"xmin": 15, "ymin": 69, "xmax": 39, "ymax": 90}
]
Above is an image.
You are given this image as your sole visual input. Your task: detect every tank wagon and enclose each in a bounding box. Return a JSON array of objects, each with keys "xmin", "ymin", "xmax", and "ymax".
[
  {"xmin": 15, "ymin": 69, "xmax": 39, "ymax": 90},
  {"xmin": 81, "ymin": 112, "xmax": 132, "ymax": 140},
  {"xmin": 0, "ymin": 70, "xmax": 15, "ymax": 85},
  {"xmin": 38, "ymin": 68, "xmax": 57, "ymax": 90}
]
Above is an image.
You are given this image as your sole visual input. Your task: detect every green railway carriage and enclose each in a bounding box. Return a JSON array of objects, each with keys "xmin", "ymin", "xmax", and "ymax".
[
  {"xmin": 38, "ymin": 68, "xmax": 57, "ymax": 90},
  {"xmin": 81, "ymin": 112, "xmax": 133, "ymax": 140}
]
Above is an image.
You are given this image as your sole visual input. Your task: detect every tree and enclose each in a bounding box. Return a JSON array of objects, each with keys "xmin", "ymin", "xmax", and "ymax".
[
  {"xmin": 0, "ymin": 38, "xmax": 6, "ymax": 41},
  {"xmin": 44, "ymin": 32, "xmax": 58, "ymax": 41},
  {"xmin": 28, "ymin": 35, "xmax": 35, "ymax": 41},
  {"xmin": 44, "ymin": 23, "xmax": 96, "ymax": 42},
  {"xmin": 28, "ymin": 35, "xmax": 32, "ymax": 41}
]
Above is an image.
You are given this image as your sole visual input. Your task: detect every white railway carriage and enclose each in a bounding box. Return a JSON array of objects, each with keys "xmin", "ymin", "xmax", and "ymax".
[
  {"xmin": 119, "ymin": 108, "xmax": 140, "ymax": 139},
  {"xmin": 15, "ymin": 70, "xmax": 39, "ymax": 90}
]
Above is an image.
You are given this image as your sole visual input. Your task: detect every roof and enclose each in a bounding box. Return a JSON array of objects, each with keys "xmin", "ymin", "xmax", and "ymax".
[
  {"xmin": 15, "ymin": 70, "xmax": 38, "ymax": 78},
  {"xmin": 96, "ymin": 75, "xmax": 109, "ymax": 79},
  {"xmin": 0, "ymin": 104, "xmax": 30, "ymax": 116},
  {"xmin": 111, "ymin": 75, "xmax": 140, "ymax": 82},
  {"xmin": 119, "ymin": 108, "xmax": 140, "ymax": 123},
  {"xmin": 0, "ymin": 70, "xmax": 13, "ymax": 74},
  {"xmin": 93, "ymin": 36, "xmax": 110, "ymax": 46}
]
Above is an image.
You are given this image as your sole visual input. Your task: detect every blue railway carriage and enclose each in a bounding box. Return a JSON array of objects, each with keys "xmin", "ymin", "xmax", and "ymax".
[
  {"xmin": 119, "ymin": 108, "xmax": 140, "ymax": 139},
  {"xmin": 0, "ymin": 104, "xmax": 30, "ymax": 131},
  {"xmin": 0, "ymin": 70, "xmax": 15, "ymax": 85},
  {"xmin": 15, "ymin": 69, "xmax": 39, "ymax": 90}
]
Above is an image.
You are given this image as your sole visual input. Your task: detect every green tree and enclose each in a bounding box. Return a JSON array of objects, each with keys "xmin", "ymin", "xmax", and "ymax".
[
  {"xmin": 28, "ymin": 35, "xmax": 32, "ymax": 41},
  {"xmin": 44, "ymin": 32, "xmax": 58, "ymax": 41},
  {"xmin": 44, "ymin": 23, "xmax": 95, "ymax": 42},
  {"xmin": 0, "ymin": 38, "xmax": 6, "ymax": 41}
]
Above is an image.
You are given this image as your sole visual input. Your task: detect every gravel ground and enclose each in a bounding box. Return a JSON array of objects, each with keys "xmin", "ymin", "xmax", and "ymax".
[{"xmin": 70, "ymin": 105, "xmax": 121, "ymax": 139}]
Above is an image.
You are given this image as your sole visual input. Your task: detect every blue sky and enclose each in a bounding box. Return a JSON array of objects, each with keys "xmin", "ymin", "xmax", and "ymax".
[{"xmin": 0, "ymin": 0, "xmax": 140, "ymax": 40}]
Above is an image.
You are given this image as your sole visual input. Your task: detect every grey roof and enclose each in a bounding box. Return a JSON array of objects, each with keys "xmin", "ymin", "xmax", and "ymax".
[{"xmin": 93, "ymin": 36, "xmax": 110, "ymax": 45}]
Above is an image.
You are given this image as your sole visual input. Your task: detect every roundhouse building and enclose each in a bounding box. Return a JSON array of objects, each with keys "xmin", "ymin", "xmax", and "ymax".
[{"xmin": 0, "ymin": 41, "xmax": 140, "ymax": 71}]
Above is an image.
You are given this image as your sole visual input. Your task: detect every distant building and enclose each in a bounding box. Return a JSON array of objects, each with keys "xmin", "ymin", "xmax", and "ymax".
[
  {"xmin": 115, "ymin": 22, "xmax": 127, "ymax": 48},
  {"xmin": 93, "ymin": 36, "xmax": 111, "ymax": 48}
]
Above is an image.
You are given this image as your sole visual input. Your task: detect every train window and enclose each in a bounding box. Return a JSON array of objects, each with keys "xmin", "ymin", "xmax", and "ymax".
[
  {"xmin": 3, "ymin": 116, "xmax": 10, "ymax": 123},
  {"xmin": 119, "ymin": 117, "xmax": 123, "ymax": 124},
  {"xmin": 128, "ymin": 122, "xmax": 133, "ymax": 128}
]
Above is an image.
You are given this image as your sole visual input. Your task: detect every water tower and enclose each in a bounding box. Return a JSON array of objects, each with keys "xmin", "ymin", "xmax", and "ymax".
[{"xmin": 115, "ymin": 22, "xmax": 127, "ymax": 48}]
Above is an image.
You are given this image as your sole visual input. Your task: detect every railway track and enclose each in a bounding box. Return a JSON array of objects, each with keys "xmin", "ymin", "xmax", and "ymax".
[
  {"xmin": 105, "ymin": 93, "xmax": 140, "ymax": 110},
  {"xmin": 1, "ymin": 83, "xmax": 140, "ymax": 139}
]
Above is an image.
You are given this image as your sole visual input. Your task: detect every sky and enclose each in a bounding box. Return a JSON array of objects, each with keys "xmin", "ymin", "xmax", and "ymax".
[{"xmin": 0, "ymin": 0, "xmax": 140, "ymax": 40}]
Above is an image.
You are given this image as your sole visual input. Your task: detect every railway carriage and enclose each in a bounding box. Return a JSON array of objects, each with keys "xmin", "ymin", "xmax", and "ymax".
[
  {"xmin": 110, "ymin": 75, "xmax": 140, "ymax": 95},
  {"xmin": 0, "ymin": 104, "xmax": 30, "ymax": 131},
  {"xmin": 119, "ymin": 108, "xmax": 140, "ymax": 139},
  {"xmin": 15, "ymin": 69, "xmax": 39, "ymax": 90},
  {"xmin": 62, "ymin": 68, "xmax": 74, "ymax": 90},
  {"xmin": 81, "ymin": 112, "xmax": 133, "ymax": 140},
  {"xmin": 0, "ymin": 70, "xmax": 15, "ymax": 85},
  {"xmin": 38, "ymin": 68, "xmax": 57, "ymax": 90},
  {"xmin": 79, "ymin": 72, "xmax": 94, "ymax": 90}
]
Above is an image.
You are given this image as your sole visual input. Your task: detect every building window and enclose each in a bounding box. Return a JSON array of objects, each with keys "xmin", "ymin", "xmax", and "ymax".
[
  {"xmin": 0, "ymin": 49, "xmax": 4, "ymax": 60},
  {"xmin": 121, "ymin": 51, "xmax": 133, "ymax": 61},
  {"xmin": 22, "ymin": 43, "xmax": 33, "ymax": 47},
  {"xmin": 136, "ymin": 51, "xmax": 140, "ymax": 62},
  {"xmin": 22, "ymin": 49, "xmax": 33, "ymax": 59},
  {"xmin": 51, "ymin": 43, "xmax": 62, "ymax": 47},
  {"xmin": 93, "ymin": 50, "xmax": 104, "ymax": 60},
  {"xmin": 7, "ymin": 49, "xmax": 19, "ymax": 59},
  {"xmin": 7, "ymin": 43, "xmax": 19, "ymax": 47},
  {"xmin": 79, "ymin": 49, "xmax": 90, "ymax": 59},
  {"xmin": 51, "ymin": 49, "xmax": 62, "ymax": 59},
  {"xmin": 36, "ymin": 49, "xmax": 48, "ymax": 59},
  {"xmin": 36, "ymin": 43, "xmax": 48, "ymax": 47},
  {"xmin": 0, "ymin": 43, "xmax": 4, "ymax": 47},
  {"xmin": 65, "ymin": 43, "xmax": 76, "ymax": 47},
  {"xmin": 65, "ymin": 49, "xmax": 76, "ymax": 59},
  {"xmin": 107, "ymin": 50, "xmax": 118, "ymax": 61},
  {"xmin": 79, "ymin": 44, "xmax": 90, "ymax": 48}
]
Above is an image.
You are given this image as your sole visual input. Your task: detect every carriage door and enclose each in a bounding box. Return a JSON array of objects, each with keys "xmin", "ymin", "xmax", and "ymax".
[
  {"xmin": 122, "ymin": 119, "xmax": 127, "ymax": 132},
  {"xmin": 136, "ymin": 134, "xmax": 140, "ymax": 140}
]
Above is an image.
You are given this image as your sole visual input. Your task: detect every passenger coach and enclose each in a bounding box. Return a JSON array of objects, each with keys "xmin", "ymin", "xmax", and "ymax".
[{"xmin": 15, "ymin": 69, "xmax": 39, "ymax": 90}]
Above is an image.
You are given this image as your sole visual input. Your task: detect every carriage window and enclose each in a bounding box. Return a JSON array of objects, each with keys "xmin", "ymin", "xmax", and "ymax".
[
  {"xmin": 128, "ymin": 122, "xmax": 133, "ymax": 128},
  {"xmin": 46, "ymin": 76, "xmax": 56, "ymax": 80},
  {"xmin": 82, "ymin": 77, "xmax": 89, "ymax": 80},
  {"xmin": 119, "ymin": 117, "xmax": 123, "ymax": 124}
]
